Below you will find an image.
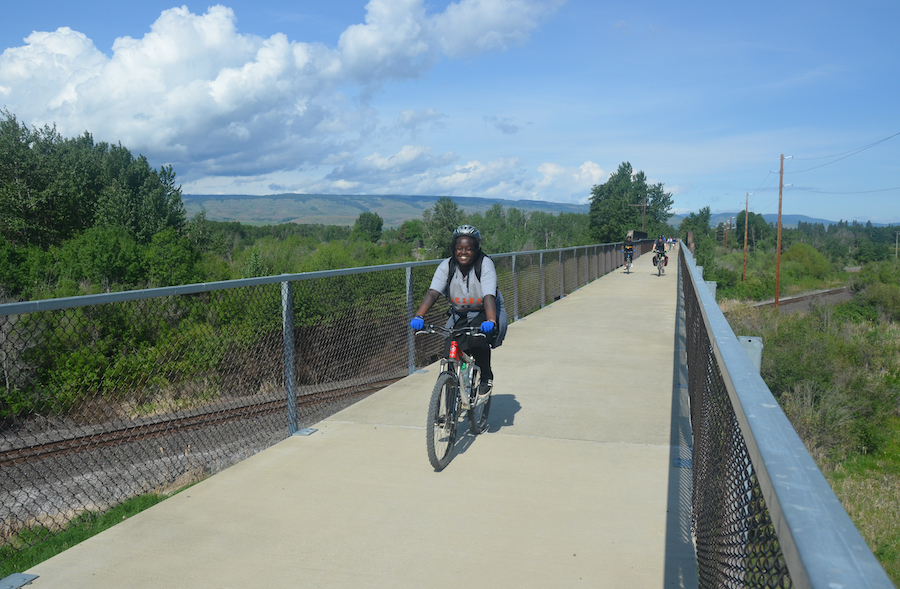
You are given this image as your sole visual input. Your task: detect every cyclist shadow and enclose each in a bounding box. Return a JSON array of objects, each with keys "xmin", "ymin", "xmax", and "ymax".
[
  {"xmin": 485, "ymin": 393, "xmax": 520, "ymax": 432},
  {"xmin": 453, "ymin": 394, "xmax": 520, "ymax": 456},
  {"xmin": 453, "ymin": 395, "xmax": 522, "ymax": 455}
]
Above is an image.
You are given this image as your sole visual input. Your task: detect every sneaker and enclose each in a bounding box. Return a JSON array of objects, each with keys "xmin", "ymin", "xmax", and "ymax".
[{"xmin": 478, "ymin": 379, "xmax": 493, "ymax": 397}]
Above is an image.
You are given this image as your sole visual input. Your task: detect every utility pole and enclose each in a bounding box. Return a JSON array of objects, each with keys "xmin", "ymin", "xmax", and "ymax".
[
  {"xmin": 742, "ymin": 193, "xmax": 749, "ymax": 281},
  {"xmin": 775, "ymin": 155, "xmax": 784, "ymax": 311},
  {"xmin": 629, "ymin": 196, "xmax": 648, "ymax": 232},
  {"xmin": 729, "ymin": 216, "xmax": 734, "ymax": 253}
]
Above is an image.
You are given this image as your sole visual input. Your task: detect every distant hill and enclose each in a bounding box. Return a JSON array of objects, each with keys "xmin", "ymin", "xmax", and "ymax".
[
  {"xmin": 182, "ymin": 193, "xmax": 590, "ymax": 227},
  {"xmin": 706, "ymin": 212, "xmax": 893, "ymax": 229}
]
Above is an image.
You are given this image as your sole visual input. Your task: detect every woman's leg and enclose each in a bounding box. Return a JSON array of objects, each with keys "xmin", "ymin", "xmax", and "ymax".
[
  {"xmin": 468, "ymin": 346, "xmax": 492, "ymax": 381},
  {"xmin": 462, "ymin": 311, "xmax": 494, "ymax": 383}
]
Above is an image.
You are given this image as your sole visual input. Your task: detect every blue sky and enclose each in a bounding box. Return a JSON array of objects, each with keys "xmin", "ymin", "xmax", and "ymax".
[{"xmin": 2, "ymin": 0, "xmax": 898, "ymax": 223}]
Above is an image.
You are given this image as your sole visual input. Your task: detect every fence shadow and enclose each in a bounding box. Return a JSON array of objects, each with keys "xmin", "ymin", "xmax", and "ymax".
[{"xmin": 663, "ymin": 253, "xmax": 699, "ymax": 588}]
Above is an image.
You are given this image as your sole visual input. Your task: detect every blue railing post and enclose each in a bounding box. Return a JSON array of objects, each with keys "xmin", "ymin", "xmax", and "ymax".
[
  {"xmin": 281, "ymin": 280, "xmax": 297, "ymax": 436},
  {"xmin": 559, "ymin": 250, "xmax": 564, "ymax": 297},
  {"xmin": 512, "ymin": 254, "xmax": 519, "ymax": 321},
  {"xmin": 539, "ymin": 252, "xmax": 545, "ymax": 308},
  {"xmin": 577, "ymin": 248, "xmax": 581, "ymax": 286},
  {"xmin": 406, "ymin": 266, "xmax": 415, "ymax": 375}
]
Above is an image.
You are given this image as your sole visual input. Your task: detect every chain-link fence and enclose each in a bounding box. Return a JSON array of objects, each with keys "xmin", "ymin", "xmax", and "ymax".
[
  {"xmin": 0, "ymin": 242, "xmax": 630, "ymax": 571},
  {"xmin": 680, "ymin": 245, "xmax": 894, "ymax": 589}
]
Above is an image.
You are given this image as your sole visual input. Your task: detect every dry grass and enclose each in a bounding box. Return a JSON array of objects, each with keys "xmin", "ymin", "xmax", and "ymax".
[{"xmin": 825, "ymin": 461, "xmax": 900, "ymax": 582}]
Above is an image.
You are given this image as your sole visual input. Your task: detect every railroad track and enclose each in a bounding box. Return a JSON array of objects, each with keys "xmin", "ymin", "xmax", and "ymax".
[
  {"xmin": 0, "ymin": 376, "xmax": 403, "ymax": 467},
  {"xmin": 750, "ymin": 286, "xmax": 851, "ymax": 311}
]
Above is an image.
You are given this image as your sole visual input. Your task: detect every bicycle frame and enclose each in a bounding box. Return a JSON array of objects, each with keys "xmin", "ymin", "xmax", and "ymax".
[{"xmin": 418, "ymin": 325, "xmax": 484, "ymax": 403}]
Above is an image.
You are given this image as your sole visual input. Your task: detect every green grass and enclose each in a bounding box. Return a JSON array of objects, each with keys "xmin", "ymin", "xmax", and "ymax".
[
  {"xmin": 823, "ymin": 416, "xmax": 900, "ymax": 584},
  {"xmin": 0, "ymin": 490, "xmax": 178, "ymax": 578}
]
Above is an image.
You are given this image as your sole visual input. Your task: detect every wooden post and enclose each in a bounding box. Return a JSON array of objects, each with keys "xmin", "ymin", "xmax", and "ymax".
[
  {"xmin": 775, "ymin": 155, "xmax": 784, "ymax": 310},
  {"xmin": 742, "ymin": 193, "xmax": 749, "ymax": 281}
]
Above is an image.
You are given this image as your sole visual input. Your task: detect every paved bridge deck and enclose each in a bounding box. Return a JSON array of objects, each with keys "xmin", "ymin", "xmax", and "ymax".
[{"xmin": 26, "ymin": 251, "xmax": 697, "ymax": 588}]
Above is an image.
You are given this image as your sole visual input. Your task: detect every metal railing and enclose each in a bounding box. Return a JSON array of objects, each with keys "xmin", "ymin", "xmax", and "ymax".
[
  {"xmin": 0, "ymin": 241, "xmax": 635, "ymax": 569},
  {"xmin": 680, "ymin": 244, "xmax": 894, "ymax": 588}
]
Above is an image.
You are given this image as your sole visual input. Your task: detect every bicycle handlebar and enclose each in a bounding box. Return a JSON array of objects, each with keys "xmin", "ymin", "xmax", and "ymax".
[{"xmin": 414, "ymin": 324, "xmax": 487, "ymax": 339}]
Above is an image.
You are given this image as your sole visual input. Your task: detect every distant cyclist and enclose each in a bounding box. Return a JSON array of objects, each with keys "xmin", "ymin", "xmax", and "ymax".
[
  {"xmin": 409, "ymin": 225, "xmax": 508, "ymax": 396},
  {"xmin": 652, "ymin": 235, "xmax": 668, "ymax": 274},
  {"xmin": 622, "ymin": 235, "xmax": 635, "ymax": 271}
]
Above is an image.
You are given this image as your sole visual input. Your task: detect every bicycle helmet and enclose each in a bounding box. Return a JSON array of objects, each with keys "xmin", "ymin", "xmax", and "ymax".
[{"xmin": 452, "ymin": 225, "xmax": 481, "ymax": 248}]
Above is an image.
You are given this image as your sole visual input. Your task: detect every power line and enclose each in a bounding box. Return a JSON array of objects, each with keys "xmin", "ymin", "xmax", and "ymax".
[
  {"xmin": 784, "ymin": 131, "xmax": 900, "ymax": 173},
  {"xmin": 791, "ymin": 186, "xmax": 900, "ymax": 195},
  {"xmin": 792, "ymin": 131, "xmax": 900, "ymax": 160},
  {"xmin": 740, "ymin": 133, "xmax": 900, "ymax": 204}
]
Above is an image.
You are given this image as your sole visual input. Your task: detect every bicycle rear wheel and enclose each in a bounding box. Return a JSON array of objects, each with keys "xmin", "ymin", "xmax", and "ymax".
[
  {"xmin": 467, "ymin": 368, "xmax": 491, "ymax": 434},
  {"xmin": 426, "ymin": 372, "xmax": 459, "ymax": 471}
]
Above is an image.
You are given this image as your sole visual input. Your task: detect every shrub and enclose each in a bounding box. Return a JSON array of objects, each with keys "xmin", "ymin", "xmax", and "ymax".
[
  {"xmin": 783, "ymin": 242, "xmax": 830, "ymax": 280},
  {"xmin": 861, "ymin": 283, "xmax": 900, "ymax": 322}
]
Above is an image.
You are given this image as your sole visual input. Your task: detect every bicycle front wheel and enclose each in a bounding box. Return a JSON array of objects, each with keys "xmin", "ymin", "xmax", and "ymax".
[
  {"xmin": 468, "ymin": 369, "xmax": 491, "ymax": 435},
  {"xmin": 427, "ymin": 372, "xmax": 459, "ymax": 471}
]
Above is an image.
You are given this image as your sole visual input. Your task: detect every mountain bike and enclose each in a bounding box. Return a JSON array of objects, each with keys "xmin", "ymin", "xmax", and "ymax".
[
  {"xmin": 414, "ymin": 324, "xmax": 492, "ymax": 471},
  {"xmin": 654, "ymin": 252, "xmax": 667, "ymax": 276},
  {"xmin": 623, "ymin": 251, "xmax": 633, "ymax": 273}
]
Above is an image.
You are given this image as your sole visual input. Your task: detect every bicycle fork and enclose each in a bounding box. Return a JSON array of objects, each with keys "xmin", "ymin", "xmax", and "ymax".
[{"xmin": 446, "ymin": 339, "xmax": 478, "ymax": 410}]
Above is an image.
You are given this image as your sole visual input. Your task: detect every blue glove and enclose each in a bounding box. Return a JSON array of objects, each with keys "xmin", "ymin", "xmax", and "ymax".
[
  {"xmin": 480, "ymin": 320, "xmax": 495, "ymax": 333},
  {"xmin": 410, "ymin": 316, "xmax": 424, "ymax": 330}
]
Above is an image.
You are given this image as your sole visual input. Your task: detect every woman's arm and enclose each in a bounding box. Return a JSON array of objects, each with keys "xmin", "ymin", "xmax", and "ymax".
[
  {"xmin": 483, "ymin": 294, "xmax": 497, "ymax": 323},
  {"xmin": 414, "ymin": 289, "xmax": 442, "ymax": 319}
]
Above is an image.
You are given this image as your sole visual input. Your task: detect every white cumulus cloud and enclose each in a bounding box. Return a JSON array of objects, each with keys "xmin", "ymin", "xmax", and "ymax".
[
  {"xmin": 0, "ymin": 0, "xmax": 561, "ymax": 195},
  {"xmin": 535, "ymin": 161, "xmax": 604, "ymax": 203}
]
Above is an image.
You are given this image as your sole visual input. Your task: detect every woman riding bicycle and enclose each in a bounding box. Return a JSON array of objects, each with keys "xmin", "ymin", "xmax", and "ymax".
[{"xmin": 409, "ymin": 225, "xmax": 507, "ymax": 396}]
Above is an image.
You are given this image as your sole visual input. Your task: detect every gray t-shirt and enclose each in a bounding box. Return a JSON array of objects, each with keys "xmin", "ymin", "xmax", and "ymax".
[{"xmin": 429, "ymin": 256, "xmax": 498, "ymax": 314}]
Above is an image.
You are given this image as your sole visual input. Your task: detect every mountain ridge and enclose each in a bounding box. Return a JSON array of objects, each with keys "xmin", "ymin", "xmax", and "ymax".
[{"xmin": 182, "ymin": 193, "xmax": 590, "ymax": 227}]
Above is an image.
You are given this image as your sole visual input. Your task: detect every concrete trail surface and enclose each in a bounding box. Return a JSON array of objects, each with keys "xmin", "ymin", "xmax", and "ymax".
[{"xmin": 26, "ymin": 250, "xmax": 697, "ymax": 588}]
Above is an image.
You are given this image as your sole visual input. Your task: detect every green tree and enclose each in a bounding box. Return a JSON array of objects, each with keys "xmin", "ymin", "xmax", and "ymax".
[
  {"xmin": 351, "ymin": 212, "xmax": 383, "ymax": 243},
  {"xmin": 0, "ymin": 112, "xmax": 101, "ymax": 248},
  {"xmin": 396, "ymin": 219, "xmax": 424, "ymax": 246},
  {"xmin": 55, "ymin": 226, "xmax": 146, "ymax": 287},
  {"xmin": 94, "ymin": 146, "xmax": 186, "ymax": 245},
  {"xmin": 422, "ymin": 197, "xmax": 465, "ymax": 255},
  {"xmin": 145, "ymin": 228, "xmax": 198, "ymax": 286},
  {"xmin": 680, "ymin": 206, "xmax": 716, "ymax": 268},
  {"xmin": 734, "ymin": 210, "xmax": 774, "ymax": 251},
  {"xmin": 589, "ymin": 162, "xmax": 672, "ymax": 243},
  {"xmin": 644, "ymin": 182, "xmax": 675, "ymax": 237},
  {"xmin": 0, "ymin": 110, "xmax": 186, "ymax": 252}
]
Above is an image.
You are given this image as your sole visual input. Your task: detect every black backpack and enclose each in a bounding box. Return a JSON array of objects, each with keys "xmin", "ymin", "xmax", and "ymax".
[
  {"xmin": 445, "ymin": 252, "xmax": 487, "ymax": 293},
  {"xmin": 444, "ymin": 252, "xmax": 504, "ymax": 314},
  {"xmin": 444, "ymin": 252, "xmax": 508, "ymax": 347}
]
